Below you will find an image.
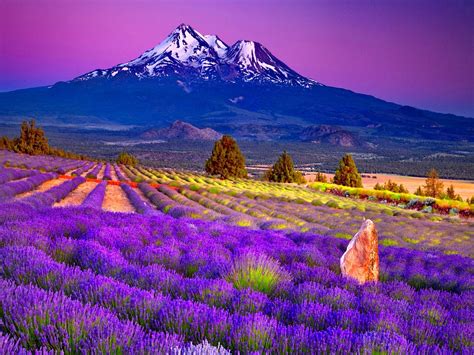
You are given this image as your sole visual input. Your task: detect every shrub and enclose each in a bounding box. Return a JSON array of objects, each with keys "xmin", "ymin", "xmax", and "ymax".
[
  {"xmin": 374, "ymin": 180, "xmax": 409, "ymax": 193},
  {"xmin": 226, "ymin": 252, "xmax": 290, "ymax": 294},
  {"xmin": 116, "ymin": 152, "xmax": 138, "ymax": 166},
  {"xmin": 406, "ymin": 199, "xmax": 419, "ymax": 208},
  {"xmin": 422, "ymin": 206, "xmax": 433, "ymax": 214},
  {"xmin": 313, "ymin": 172, "xmax": 328, "ymax": 183},
  {"xmin": 449, "ymin": 208, "xmax": 459, "ymax": 216}
]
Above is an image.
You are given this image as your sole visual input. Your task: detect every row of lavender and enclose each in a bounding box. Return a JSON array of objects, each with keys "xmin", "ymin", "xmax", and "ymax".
[
  {"xmin": 2, "ymin": 152, "xmax": 472, "ymax": 257},
  {"xmin": 0, "ymin": 150, "xmax": 86, "ymax": 174},
  {"xmin": 0, "ymin": 200, "xmax": 472, "ymax": 353},
  {"xmin": 130, "ymin": 181, "xmax": 474, "ymax": 257},
  {"xmin": 0, "ymin": 159, "xmax": 128, "ymax": 211}
]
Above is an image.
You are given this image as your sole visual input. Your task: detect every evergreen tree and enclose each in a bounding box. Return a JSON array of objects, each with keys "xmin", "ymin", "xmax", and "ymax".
[
  {"xmin": 333, "ymin": 154, "xmax": 362, "ymax": 187},
  {"xmin": 423, "ymin": 169, "xmax": 444, "ymax": 198},
  {"xmin": 117, "ymin": 152, "xmax": 139, "ymax": 166},
  {"xmin": 205, "ymin": 135, "xmax": 247, "ymax": 179},
  {"xmin": 264, "ymin": 151, "xmax": 305, "ymax": 184}
]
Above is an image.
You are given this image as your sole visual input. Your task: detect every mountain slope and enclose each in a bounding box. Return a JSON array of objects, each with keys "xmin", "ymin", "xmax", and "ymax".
[
  {"xmin": 301, "ymin": 125, "xmax": 362, "ymax": 147},
  {"xmin": 0, "ymin": 24, "xmax": 472, "ymax": 143}
]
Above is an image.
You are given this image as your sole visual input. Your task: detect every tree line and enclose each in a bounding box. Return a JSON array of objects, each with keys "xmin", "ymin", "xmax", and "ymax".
[
  {"xmin": 204, "ymin": 135, "xmax": 472, "ymax": 203},
  {"xmin": 1, "ymin": 120, "xmax": 89, "ymax": 160}
]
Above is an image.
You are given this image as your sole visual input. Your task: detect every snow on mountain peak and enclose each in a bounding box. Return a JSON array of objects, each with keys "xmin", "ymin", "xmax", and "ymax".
[
  {"xmin": 125, "ymin": 23, "xmax": 213, "ymax": 68},
  {"xmin": 203, "ymin": 34, "xmax": 228, "ymax": 57},
  {"xmin": 75, "ymin": 24, "xmax": 317, "ymax": 87}
]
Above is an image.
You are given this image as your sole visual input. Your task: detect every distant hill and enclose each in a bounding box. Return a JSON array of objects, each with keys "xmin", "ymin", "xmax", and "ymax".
[
  {"xmin": 301, "ymin": 125, "xmax": 362, "ymax": 147},
  {"xmin": 141, "ymin": 120, "xmax": 222, "ymax": 141}
]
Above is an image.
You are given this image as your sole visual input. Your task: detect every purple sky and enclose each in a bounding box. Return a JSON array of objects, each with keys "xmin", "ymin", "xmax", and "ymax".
[{"xmin": 1, "ymin": 0, "xmax": 473, "ymax": 117}]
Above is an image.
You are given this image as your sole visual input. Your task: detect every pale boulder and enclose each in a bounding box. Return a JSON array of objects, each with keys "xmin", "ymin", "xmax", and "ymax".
[{"xmin": 340, "ymin": 219, "xmax": 379, "ymax": 283}]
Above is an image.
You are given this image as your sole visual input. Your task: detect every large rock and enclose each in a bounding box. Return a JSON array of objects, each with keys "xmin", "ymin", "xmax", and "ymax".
[{"xmin": 340, "ymin": 219, "xmax": 379, "ymax": 283}]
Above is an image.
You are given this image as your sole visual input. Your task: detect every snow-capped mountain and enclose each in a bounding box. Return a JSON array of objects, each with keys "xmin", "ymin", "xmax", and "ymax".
[{"xmin": 75, "ymin": 24, "xmax": 317, "ymax": 87}]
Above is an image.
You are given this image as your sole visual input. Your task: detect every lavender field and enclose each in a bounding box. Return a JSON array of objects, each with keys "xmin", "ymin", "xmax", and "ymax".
[{"xmin": 0, "ymin": 151, "xmax": 473, "ymax": 353}]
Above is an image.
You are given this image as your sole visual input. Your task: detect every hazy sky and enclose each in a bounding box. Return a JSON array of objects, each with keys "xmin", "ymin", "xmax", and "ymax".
[{"xmin": 1, "ymin": 0, "xmax": 473, "ymax": 117}]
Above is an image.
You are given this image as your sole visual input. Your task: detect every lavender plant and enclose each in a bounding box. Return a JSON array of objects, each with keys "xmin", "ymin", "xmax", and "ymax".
[
  {"xmin": 103, "ymin": 163, "xmax": 112, "ymax": 180},
  {"xmin": 86, "ymin": 163, "xmax": 103, "ymax": 179},
  {"xmin": 82, "ymin": 181, "xmax": 107, "ymax": 208}
]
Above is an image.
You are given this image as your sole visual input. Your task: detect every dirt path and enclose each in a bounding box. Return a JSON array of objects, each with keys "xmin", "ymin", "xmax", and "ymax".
[
  {"xmin": 97, "ymin": 164, "xmax": 106, "ymax": 180},
  {"xmin": 305, "ymin": 172, "xmax": 474, "ymax": 200},
  {"xmin": 54, "ymin": 181, "xmax": 97, "ymax": 207},
  {"xmin": 109, "ymin": 165, "xmax": 118, "ymax": 181},
  {"xmin": 102, "ymin": 184, "xmax": 135, "ymax": 213},
  {"xmin": 16, "ymin": 178, "xmax": 64, "ymax": 199}
]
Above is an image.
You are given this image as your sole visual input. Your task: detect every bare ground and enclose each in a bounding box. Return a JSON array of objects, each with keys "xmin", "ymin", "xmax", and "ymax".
[
  {"xmin": 109, "ymin": 165, "xmax": 118, "ymax": 181},
  {"xmin": 16, "ymin": 178, "xmax": 65, "ymax": 199},
  {"xmin": 97, "ymin": 164, "xmax": 106, "ymax": 180},
  {"xmin": 54, "ymin": 181, "xmax": 97, "ymax": 207},
  {"xmin": 102, "ymin": 184, "xmax": 135, "ymax": 213}
]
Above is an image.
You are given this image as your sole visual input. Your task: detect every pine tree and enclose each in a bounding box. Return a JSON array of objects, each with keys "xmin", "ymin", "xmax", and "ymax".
[
  {"xmin": 205, "ymin": 135, "xmax": 247, "ymax": 179},
  {"xmin": 423, "ymin": 169, "xmax": 444, "ymax": 198},
  {"xmin": 333, "ymin": 154, "xmax": 362, "ymax": 187},
  {"xmin": 264, "ymin": 151, "xmax": 305, "ymax": 184}
]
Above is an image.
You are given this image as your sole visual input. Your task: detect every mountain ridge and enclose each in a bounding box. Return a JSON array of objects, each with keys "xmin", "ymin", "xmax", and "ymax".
[
  {"xmin": 74, "ymin": 24, "xmax": 317, "ymax": 87},
  {"xmin": 0, "ymin": 23, "xmax": 472, "ymax": 145}
]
